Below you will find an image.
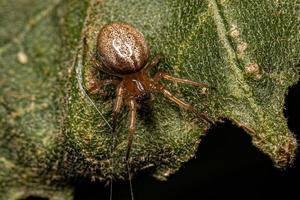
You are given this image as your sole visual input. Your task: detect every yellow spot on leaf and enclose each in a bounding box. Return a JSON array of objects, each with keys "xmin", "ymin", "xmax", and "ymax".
[{"xmin": 17, "ymin": 51, "xmax": 28, "ymax": 64}]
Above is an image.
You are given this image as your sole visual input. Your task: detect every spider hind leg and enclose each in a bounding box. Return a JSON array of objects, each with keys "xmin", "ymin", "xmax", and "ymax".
[
  {"xmin": 88, "ymin": 79, "xmax": 120, "ymax": 96},
  {"xmin": 143, "ymin": 53, "xmax": 161, "ymax": 72},
  {"xmin": 126, "ymin": 99, "xmax": 137, "ymax": 161},
  {"xmin": 111, "ymin": 83, "xmax": 124, "ymax": 132}
]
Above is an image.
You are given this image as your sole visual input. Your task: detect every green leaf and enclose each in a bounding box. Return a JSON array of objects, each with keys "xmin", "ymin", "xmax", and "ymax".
[
  {"xmin": 68, "ymin": 0, "xmax": 299, "ymax": 180},
  {"xmin": 0, "ymin": 0, "xmax": 87, "ymax": 199},
  {"xmin": 0, "ymin": 0, "xmax": 299, "ymax": 199}
]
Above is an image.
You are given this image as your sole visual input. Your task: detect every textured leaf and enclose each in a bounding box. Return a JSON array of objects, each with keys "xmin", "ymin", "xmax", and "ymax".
[
  {"xmin": 0, "ymin": 0, "xmax": 299, "ymax": 199},
  {"xmin": 67, "ymin": 0, "xmax": 299, "ymax": 180},
  {"xmin": 0, "ymin": 0, "xmax": 85, "ymax": 199}
]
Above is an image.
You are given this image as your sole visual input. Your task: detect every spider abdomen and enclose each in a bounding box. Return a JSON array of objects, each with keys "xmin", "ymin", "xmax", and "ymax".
[{"xmin": 97, "ymin": 22, "xmax": 150, "ymax": 75}]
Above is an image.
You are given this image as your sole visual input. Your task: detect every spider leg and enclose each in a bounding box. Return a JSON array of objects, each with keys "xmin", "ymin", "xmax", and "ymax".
[
  {"xmin": 142, "ymin": 53, "xmax": 161, "ymax": 72},
  {"xmin": 83, "ymin": 37, "xmax": 121, "ymax": 96},
  {"xmin": 83, "ymin": 35, "xmax": 102, "ymax": 69},
  {"xmin": 158, "ymin": 86, "xmax": 213, "ymax": 124},
  {"xmin": 111, "ymin": 83, "xmax": 124, "ymax": 132},
  {"xmin": 88, "ymin": 79, "xmax": 120, "ymax": 96},
  {"xmin": 153, "ymin": 72, "xmax": 209, "ymax": 88},
  {"xmin": 126, "ymin": 98, "xmax": 137, "ymax": 160},
  {"xmin": 88, "ymin": 51, "xmax": 102, "ymax": 69},
  {"xmin": 82, "ymin": 36, "xmax": 101, "ymax": 67}
]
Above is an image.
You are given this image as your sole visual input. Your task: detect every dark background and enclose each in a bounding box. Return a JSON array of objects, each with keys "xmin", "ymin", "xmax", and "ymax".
[{"xmin": 72, "ymin": 79, "xmax": 300, "ymax": 200}]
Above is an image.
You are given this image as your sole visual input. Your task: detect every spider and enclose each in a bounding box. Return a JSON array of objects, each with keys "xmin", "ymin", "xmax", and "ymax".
[{"xmin": 88, "ymin": 22, "xmax": 212, "ymax": 160}]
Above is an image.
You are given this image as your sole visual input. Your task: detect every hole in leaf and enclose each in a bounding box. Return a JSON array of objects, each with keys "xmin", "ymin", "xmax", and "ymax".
[
  {"xmin": 22, "ymin": 196, "xmax": 48, "ymax": 200},
  {"xmin": 284, "ymin": 73, "xmax": 300, "ymax": 141}
]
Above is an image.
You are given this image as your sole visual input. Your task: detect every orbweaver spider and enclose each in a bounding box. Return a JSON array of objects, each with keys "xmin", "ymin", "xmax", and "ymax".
[{"xmin": 88, "ymin": 22, "xmax": 212, "ymax": 160}]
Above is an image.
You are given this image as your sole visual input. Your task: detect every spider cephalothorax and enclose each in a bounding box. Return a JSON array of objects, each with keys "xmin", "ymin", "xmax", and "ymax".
[{"xmin": 89, "ymin": 22, "xmax": 212, "ymax": 160}]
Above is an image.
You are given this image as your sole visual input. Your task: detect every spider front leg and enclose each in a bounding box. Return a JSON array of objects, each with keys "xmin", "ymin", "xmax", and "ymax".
[
  {"xmin": 158, "ymin": 86, "xmax": 213, "ymax": 124},
  {"xmin": 126, "ymin": 98, "xmax": 137, "ymax": 160},
  {"xmin": 153, "ymin": 72, "xmax": 209, "ymax": 88}
]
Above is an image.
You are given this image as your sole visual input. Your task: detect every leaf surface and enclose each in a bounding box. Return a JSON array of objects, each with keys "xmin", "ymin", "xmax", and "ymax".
[
  {"xmin": 68, "ymin": 0, "xmax": 300, "ymax": 180},
  {"xmin": 0, "ymin": 0, "xmax": 299, "ymax": 199},
  {"xmin": 0, "ymin": 0, "xmax": 88, "ymax": 199}
]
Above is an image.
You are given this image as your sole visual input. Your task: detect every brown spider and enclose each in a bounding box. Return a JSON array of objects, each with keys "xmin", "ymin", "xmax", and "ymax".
[{"xmin": 88, "ymin": 22, "xmax": 212, "ymax": 160}]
